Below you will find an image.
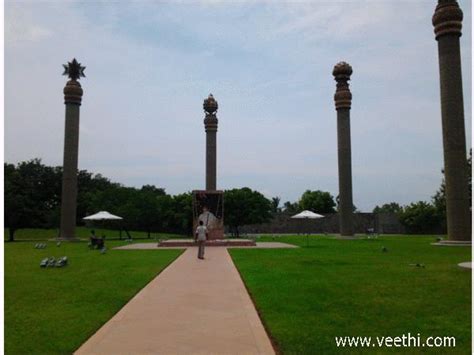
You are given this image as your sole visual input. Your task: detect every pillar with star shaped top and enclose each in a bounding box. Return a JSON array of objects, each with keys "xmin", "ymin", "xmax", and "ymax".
[{"xmin": 59, "ymin": 58, "xmax": 85, "ymax": 240}]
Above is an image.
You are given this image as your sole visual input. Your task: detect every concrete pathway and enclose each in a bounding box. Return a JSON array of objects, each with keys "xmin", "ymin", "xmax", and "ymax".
[{"xmin": 75, "ymin": 247, "xmax": 275, "ymax": 355}]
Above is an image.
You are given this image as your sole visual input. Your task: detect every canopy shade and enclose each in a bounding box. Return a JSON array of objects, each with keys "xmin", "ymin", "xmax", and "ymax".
[
  {"xmin": 291, "ymin": 210, "xmax": 324, "ymax": 219},
  {"xmin": 83, "ymin": 211, "xmax": 123, "ymax": 220}
]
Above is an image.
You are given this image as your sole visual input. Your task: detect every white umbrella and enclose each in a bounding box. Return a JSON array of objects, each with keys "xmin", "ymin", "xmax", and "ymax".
[
  {"xmin": 291, "ymin": 210, "xmax": 324, "ymax": 246},
  {"xmin": 83, "ymin": 211, "xmax": 123, "ymax": 239},
  {"xmin": 291, "ymin": 210, "xmax": 324, "ymax": 219},
  {"xmin": 83, "ymin": 211, "xmax": 123, "ymax": 220}
]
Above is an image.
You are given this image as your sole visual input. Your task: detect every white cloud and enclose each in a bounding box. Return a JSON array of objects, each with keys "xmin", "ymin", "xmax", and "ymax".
[{"xmin": 5, "ymin": 5, "xmax": 52, "ymax": 44}]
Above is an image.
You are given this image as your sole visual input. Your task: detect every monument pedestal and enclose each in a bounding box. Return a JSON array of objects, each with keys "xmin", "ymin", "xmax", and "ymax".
[
  {"xmin": 431, "ymin": 240, "xmax": 471, "ymax": 247},
  {"xmin": 192, "ymin": 190, "xmax": 225, "ymax": 240},
  {"xmin": 158, "ymin": 239, "xmax": 256, "ymax": 247}
]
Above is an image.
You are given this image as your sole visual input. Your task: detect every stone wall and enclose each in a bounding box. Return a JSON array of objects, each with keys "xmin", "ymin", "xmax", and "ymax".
[{"xmin": 233, "ymin": 212, "xmax": 406, "ymax": 235}]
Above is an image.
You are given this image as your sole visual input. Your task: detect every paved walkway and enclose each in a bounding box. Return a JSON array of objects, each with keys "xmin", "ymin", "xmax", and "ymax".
[{"xmin": 75, "ymin": 247, "xmax": 275, "ymax": 355}]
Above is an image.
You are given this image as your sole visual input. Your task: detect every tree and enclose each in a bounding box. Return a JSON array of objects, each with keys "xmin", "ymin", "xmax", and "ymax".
[
  {"xmin": 373, "ymin": 202, "xmax": 402, "ymax": 214},
  {"xmin": 137, "ymin": 185, "xmax": 168, "ymax": 237},
  {"xmin": 77, "ymin": 170, "xmax": 117, "ymax": 220},
  {"xmin": 271, "ymin": 197, "xmax": 281, "ymax": 213},
  {"xmin": 224, "ymin": 188, "xmax": 273, "ymax": 236},
  {"xmin": 432, "ymin": 149, "xmax": 471, "ymax": 233},
  {"xmin": 169, "ymin": 192, "xmax": 193, "ymax": 235},
  {"xmin": 299, "ymin": 190, "xmax": 336, "ymax": 214},
  {"xmin": 5, "ymin": 159, "xmax": 60, "ymax": 241},
  {"xmin": 283, "ymin": 201, "xmax": 300, "ymax": 214},
  {"xmin": 398, "ymin": 201, "xmax": 440, "ymax": 234}
]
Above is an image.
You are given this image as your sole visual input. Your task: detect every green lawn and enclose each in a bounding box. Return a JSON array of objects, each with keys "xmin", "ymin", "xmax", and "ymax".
[
  {"xmin": 4, "ymin": 227, "xmax": 186, "ymax": 241},
  {"xmin": 230, "ymin": 235, "xmax": 471, "ymax": 354},
  {"xmin": 4, "ymin": 241, "xmax": 183, "ymax": 354}
]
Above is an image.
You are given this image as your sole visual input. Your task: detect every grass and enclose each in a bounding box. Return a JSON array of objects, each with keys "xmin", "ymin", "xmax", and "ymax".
[
  {"xmin": 4, "ymin": 226, "xmax": 187, "ymax": 241},
  {"xmin": 4, "ymin": 240, "xmax": 183, "ymax": 355},
  {"xmin": 229, "ymin": 235, "xmax": 472, "ymax": 354}
]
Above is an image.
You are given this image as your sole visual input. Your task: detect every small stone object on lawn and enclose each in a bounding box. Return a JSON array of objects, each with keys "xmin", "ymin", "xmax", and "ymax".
[
  {"xmin": 382, "ymin": 246, "xmax": 388, "ymax": 253},
  {"xmin": 55, "ymin": 256, "xmax": 68, "ymax": 267},
  {"xmin": 57, "ymin": 241, "xmax": 61, "ymax": 247},
  {"xmin": 40, "ymin": 258, "xmax": 49, "ymax": 268},
  {"xmin": 47, "ymin": 257, "xmax": 56, "ymax": 267},
  {"xmin": 100, "ymin": 247, "xmax": 107, "ymax": 254},
  {"xmin": 409, "ymin": 263, "xmax": 425, "ymax": 268}
]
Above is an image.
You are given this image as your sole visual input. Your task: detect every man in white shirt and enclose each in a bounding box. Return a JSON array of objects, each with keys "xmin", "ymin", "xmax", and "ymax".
[{"xmin": 195, "ymin": 220, "xmax": 208, "ymax": 259}]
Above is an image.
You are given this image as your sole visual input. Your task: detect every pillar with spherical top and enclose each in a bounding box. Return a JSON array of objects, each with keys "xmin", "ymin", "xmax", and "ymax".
[
  {"xmin": 333, "ymin": 62, "xmax": 354, "ymax": 237},
  {"xmin": 59, "ymin": 58, "xmax": 85, "ymax": 240},
  {"xmin": 203, "ymin": 94, "xmax": 218, "ymax": 190},
  {"xmin": 432, "ymin": 0, "xmax": 471, "ymax": 244}
]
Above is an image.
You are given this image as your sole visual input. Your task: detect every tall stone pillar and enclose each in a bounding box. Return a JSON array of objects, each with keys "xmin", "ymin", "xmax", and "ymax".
[
  {"xmin": 433, "ymin": 0, "xmax": 471, "ymax": 243},
  {"xmin": 59, "ymin": 59, "xmax": 85, "ymax": 240},
  {"xmin": 333, "ymin": 62, "xmax": 354, "ymax": 237},
  {"xmin": 203, "ymin": 94, "xmax": 218, "ymax": 190}
]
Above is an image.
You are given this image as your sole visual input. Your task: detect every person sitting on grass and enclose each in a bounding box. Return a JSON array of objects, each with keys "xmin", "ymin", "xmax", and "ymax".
[{"xmin": 90, "ymin": 230, "xmax": 104, "ymax": 249}]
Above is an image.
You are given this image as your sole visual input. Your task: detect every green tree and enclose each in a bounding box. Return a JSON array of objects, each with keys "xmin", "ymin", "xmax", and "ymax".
[
  {"xmin": 283, "ymin": 201, "xmax": 300, "ymax": 214},
  {"xmin": 4, "ymin": 159, "xmax": 60, "ymax": 241},
  {"xmin": 373, "ymin": 202, "xmax": 402, "ymax": 214},
  {"xmin": 224, "ymin": 187, "xmax": 273, "ymax": 236},
  {"xmin": 299, "ymin": 190, "xmax": 336, "ymax": 213},
  {"xmin": 432, "ymin": 149, "xmax": 471, "ymax": 233},
  {"xmin": 399, "ymin": 201, "xmax": 440, "ymax": 234},
  {"xmin": 77, "ymin": 170, "xmax": 117, "ymax": 221},
  {"xmin": 137, "ymin": 185, "xmax": 168, "ymax": 237},
  {"xmin": 271, "ymin": 196, "xmax": 281, "ymax": 213},
  {"xmin": 169, "ymin": 192, "xmax": 193, "ymax": 235}
]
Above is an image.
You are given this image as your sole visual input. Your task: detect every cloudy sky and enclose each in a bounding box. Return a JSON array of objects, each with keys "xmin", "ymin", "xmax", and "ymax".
[{"xmin": 5, "ymin": 0, "xmax": 472, "ymax": 212}]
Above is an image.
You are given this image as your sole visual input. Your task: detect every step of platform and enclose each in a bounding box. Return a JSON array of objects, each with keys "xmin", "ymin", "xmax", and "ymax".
[{"xmin": 158, "ymin": 238, "xmax": 256, "ymax": 247}]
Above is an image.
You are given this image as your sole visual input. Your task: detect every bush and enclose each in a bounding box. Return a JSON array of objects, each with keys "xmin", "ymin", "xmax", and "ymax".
[{"xmin": 398, "ymin": 201, "xmax": 441, "ymax": 234}]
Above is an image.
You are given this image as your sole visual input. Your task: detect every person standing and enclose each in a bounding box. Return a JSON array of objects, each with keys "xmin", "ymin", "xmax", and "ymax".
[{"xmin": 195, "ymin": 220, "xmax": 208, "ymax": 259}]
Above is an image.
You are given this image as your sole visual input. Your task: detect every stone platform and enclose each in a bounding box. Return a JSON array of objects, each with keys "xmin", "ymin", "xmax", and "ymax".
[
  {"xmin": 431, "ymin": 240, "xmax": 472, "ymax": 247},
  {"xmin": 158, "ymin": 238, "xmax": 256, "ymax": 247}
]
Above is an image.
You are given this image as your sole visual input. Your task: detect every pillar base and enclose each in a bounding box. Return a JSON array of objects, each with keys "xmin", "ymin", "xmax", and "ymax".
[
  {"xmin": 431, "ymin": 240, "xmax": 471, "ymax": 247},
  {"xmin": 56, "ymin": 237, "xmax": 82, "ymax": 242},
  {"xmin": 333, "ymin": 235, "xmax": 358, "ymax": 240},
  {"xmin": 458, "ymin": 262, "xmax": 472, "ymax": 269}
]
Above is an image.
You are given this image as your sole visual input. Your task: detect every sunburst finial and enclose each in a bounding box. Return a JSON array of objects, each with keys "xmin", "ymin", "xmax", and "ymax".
[{"xmin": 62, "ymin": 58, "xmax": 86, "ymax": 81}]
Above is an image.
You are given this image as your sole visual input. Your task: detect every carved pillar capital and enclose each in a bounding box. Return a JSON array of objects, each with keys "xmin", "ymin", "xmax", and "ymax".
[
  {"xmin": 333, "ymin": 62, "xmax": 353, "ymax": 111},
  {"xmin": 63, "ymin": 80, "xmax": 83, "ymax": 105},
  {"xmin": 433, "ymin": 0, "xmax": 463, "ymax": 40}
]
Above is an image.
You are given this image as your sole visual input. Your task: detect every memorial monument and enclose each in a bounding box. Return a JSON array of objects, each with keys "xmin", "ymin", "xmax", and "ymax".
[
  {"xmin": 432, "ymin": 0, "xmax": 471, "ymax": 244},
  {"xmin": 59, "ymin": 58, "xmax": 85, "ymax": 240},
  {"xmin": 159, "ymin": 94, "xmax": 255, "ymax": 246},
  {"xmin": 192, "ymin": 94, "xmax": 224, "ymax": 240},
  {"xmin": 333, "ymin": 62, "xmax": 355, "ymax": 237},
  {"xmin": 204, "ymin": 94, "xmax": 218, "ymax": 191}
]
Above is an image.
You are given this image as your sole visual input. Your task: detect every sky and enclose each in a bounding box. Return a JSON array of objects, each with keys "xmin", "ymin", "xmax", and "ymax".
[{"xmin": 4, "ymin": 0, "xmax": 472, "ymax": 212}]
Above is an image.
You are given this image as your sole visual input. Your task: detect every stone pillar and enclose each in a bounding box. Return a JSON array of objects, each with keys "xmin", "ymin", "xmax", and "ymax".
[
  {"xmin": 433, "ymin": 0, "xmax": 471, "ymax": 243},
  {"xmin": 203, "ymin": 94, "xmax": 218, "ymax": 190},
  {"xmin": 333, "ymin": 62, "xmax": 354, "ymax": 237},
  {"xmin": 59, "ymin": 59, "xmax": 85, "ymax": 240}
]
